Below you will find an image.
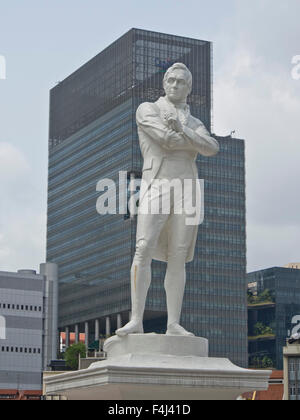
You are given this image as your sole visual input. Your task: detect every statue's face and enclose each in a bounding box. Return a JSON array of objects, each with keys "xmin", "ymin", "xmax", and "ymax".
[{"xmin": 164, "ymin": 69, "xmax": 190, "ymax": 104}]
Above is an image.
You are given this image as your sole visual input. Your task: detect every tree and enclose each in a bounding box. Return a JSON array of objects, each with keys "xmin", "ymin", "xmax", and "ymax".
[
  {"xmin": 253, "ymin": 322, "xmax": 265, "ymax": 336},
  {"xmin": 262, "ymin": 356, "xmax": 274, "ymax": 368},
  {"xmin": 248, "ymin": 288, "xmax": 275, "ymax": 305},
  {"xmin": 257, "ymin": 289, "xmax": 273, "ymax": 303},
  {"xmin": 64, "ymin": 343, "xmax": 86, "ymax": 370}
]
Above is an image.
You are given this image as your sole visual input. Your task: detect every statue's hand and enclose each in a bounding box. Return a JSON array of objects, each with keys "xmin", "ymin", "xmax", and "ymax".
[{"xmin": 165, "ymin": 114, "xmax": 183, "ymax": 133}]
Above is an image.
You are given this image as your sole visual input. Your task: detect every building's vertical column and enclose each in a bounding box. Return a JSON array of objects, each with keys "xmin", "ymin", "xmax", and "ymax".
[
  {"xmin": 40, "ymin": 263, "xmax": 58, "ymax": 371},
  {"xmin": 0, "ymin": 315, "xmax": 6, "ymax": 340},
  {"xmin": 283, "ymin": 347, "xmax": 289, "ymax": 400},
  {"xmin": 58, "ymin": 329, "xmax": 61, "ymax": 356},
  {"xmin": 117, "ymin": 314, "xmax": 122, "ymax": 330},
  {"xmin": 85, "ymin": 322, "xmax": 89, "ymax": 349},
  {"xmin": 75, "ymin": 324, "xmax": 79, "ymax": 344},
  {"xmin": 65, "ymin": 326, "xmax": 70, "ymax": 349},
  {"xmin": 95, "ymin": 319, "xmax": 100, "ymax": 341},
  {"xmin": 105, "ymin": 317, "xmax": 111, "ymax": 337}
]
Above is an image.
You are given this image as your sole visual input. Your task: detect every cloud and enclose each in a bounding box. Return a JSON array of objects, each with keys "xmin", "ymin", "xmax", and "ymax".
[
  {"xmin": 0, "ymin": 141, "xmax": 46, "ymax": 272},
  {"xmin": 0, "ymin": 141, "xmax": 30, "ymax": 178},
  {"xmin": 247, "ymin": 222, "xmax": 300, "ymax": 271},
  {"xmin": 213, "ymin": 1, "xmax": 300, "ymax": 271}
]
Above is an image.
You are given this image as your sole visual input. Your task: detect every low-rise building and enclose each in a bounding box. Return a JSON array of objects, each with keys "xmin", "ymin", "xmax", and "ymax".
[
  {"xmin": 0, "ymin": 263, "xmax": 58, "ymax": 395},
  {"xmin": 284, "ymin": 263, "xmax": 300, "ymax": 270},
  {"xmin": 283, "ymin": 337, "xmax": 300, "ymax": 400}
]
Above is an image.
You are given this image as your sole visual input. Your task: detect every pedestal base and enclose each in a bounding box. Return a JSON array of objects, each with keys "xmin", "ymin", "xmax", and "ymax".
[
  {"xmin": 103, "ymin": 333, "xmax": 209, "ymax": 358},
  {"xmin": 44, "ymin": 334, "xmax": 271, "ymax": 400}
]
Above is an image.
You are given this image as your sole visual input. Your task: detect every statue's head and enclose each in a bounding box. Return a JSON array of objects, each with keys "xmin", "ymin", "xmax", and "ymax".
[{"xmin": 163, "ymin": 63, "xmax": 192, "ymax": 104}]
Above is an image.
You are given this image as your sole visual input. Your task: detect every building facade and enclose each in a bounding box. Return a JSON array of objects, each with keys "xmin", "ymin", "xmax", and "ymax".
[
  {"xmin": 0, "ymin": 263, "xmax": 58, "ymax": 393},
  {"xmin": 248, "ymin": 266, "xmax": 300, "ymax": 370},
  {"xmin": 285, "ymin": 263, "xmax": 300, "ymax": 270},
  {"xmin": 47, "ymin": 28, "xmax": 247, "ymax": 367},
  {"xmin": 283, "ymin": 338, "xmax": 300, "ymax": 400}
]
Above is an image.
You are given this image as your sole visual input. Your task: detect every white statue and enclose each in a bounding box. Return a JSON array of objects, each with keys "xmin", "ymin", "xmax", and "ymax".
[{"xmin": 116, "ymin": 63, "xmax": 219, "ymax": 337}]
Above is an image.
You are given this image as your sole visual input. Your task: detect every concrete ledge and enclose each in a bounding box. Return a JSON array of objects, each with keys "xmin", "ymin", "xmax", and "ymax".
[{"xmin": 44, "ymin": 335, "xmax": 271, "ymax": 400}]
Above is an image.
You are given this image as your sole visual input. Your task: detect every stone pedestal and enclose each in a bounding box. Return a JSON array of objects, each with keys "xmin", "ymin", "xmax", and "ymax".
[
  {"xmin": 104, "ymin": 333, "xmax": 209, "ymax": 358},
  {"xmin": 43, "ymin": 334, "xmax": 271, "ymax": 400}
]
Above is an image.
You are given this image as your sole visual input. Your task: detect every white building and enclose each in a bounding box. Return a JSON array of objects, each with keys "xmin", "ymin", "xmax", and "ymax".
[
  {"xmin": 0, "ymin": 263, "xmax": 58, "ymax": 392},
  {"xmin": 283, "ymin": 337, "xmax": 300, "ymax": 400},
  {"xmin": 284, "ymin": 263, "xmax": 300, "ymax": 270}
]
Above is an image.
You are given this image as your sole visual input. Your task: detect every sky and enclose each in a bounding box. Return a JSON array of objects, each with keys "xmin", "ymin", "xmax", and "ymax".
[{"xmin": 0, "ymin": 0, "xmax": 299, "ymax": 273}]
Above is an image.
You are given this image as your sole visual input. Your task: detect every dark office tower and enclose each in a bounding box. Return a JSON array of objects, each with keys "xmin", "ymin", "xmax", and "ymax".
[
  {"xmin": 248, "ymin": 266, "xmax": 300, "ymax": 370},
  {"xmin": 47, "ymin": 28, "xmax": 247, "ymax": 367}
]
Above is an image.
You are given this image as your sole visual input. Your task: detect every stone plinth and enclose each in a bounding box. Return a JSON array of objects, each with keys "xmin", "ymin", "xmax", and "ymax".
[
  {"xmin": 103, "ymin": 333, "xmax": 209, "ymax": 358},
  {"xmin": 43, "ymin": 334, "xmax": 271, "ymax": 400}
]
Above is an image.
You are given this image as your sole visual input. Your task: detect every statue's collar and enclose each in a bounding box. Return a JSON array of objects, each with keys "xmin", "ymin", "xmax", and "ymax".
[{"xmin": 156, "ymin": 96, "xmax": 190, "ymax": 114}]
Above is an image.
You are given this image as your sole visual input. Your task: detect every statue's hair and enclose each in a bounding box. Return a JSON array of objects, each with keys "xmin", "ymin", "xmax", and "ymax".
[{"xmin": 163, "ymin": 63, "xmax": 192, "ymax": 92}]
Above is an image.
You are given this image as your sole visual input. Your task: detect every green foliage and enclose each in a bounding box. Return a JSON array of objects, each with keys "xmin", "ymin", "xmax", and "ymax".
[
  {"xmin": 258, "ymin": 289, "xmax": 273, "ymax": 303},
  {"xmin": 247, "ymin": 289, "xmax": 274, "ymax": 305},
  {"xmin": 250, "ymin": 356, "xmax": 274, "ymax": 369},
  {"xmin": 64, "ymin": 342, "xmax": 86, "ymax": 370},
  {"xmin": 253, "ymin": 322, "xmax": 274, "ymax": 337},
  {"xmin": 261, "ymin": 356, "xmax": 274, "ymax": 368}
]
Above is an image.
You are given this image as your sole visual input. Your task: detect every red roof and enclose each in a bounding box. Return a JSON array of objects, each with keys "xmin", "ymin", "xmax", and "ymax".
[
  {"xmin": 0, "ymin": 389, "xmax": 42, "ymax": 400},
  {"xmin": 242, "ymin": 371, "xmax": 284, "ymax": 400}
]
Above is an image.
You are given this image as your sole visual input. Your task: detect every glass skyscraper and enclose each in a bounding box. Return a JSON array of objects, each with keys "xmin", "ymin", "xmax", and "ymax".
[
  {"xmin": 248, "ymin": 267, "xmax": 300, "ymax": 370},
  {"xmin": 47, "ymin": 28, "xmax": 247, "ymax": 367}
]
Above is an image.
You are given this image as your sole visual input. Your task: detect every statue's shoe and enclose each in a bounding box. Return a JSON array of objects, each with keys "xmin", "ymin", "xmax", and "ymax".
[
  {"xmin": 166, "ymin": 323, "xmax": 195, "ymax": 337},
  {"xmin": 115, "ymin": 320, "xmax": 144, "ymax": 337}
]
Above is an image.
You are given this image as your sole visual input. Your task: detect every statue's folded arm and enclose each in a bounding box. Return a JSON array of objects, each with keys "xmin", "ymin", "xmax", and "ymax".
[
  {"xmin": 136, "ymin": 102, "xmax": 184, "ymax": 150},
  {"xmin": 182, "ymin": 122, "xmax": 220, "ymax": 157}
]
